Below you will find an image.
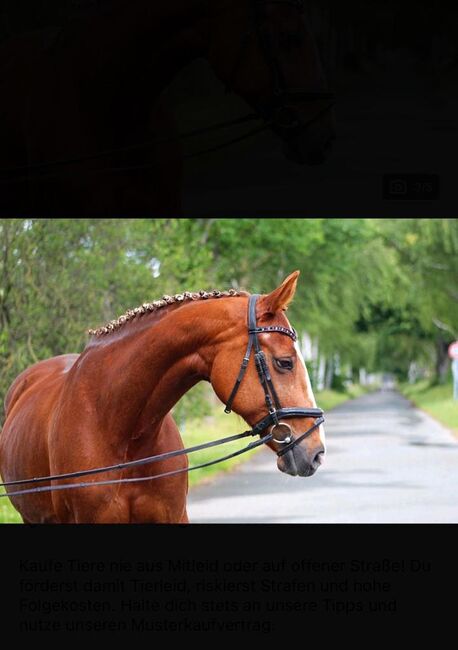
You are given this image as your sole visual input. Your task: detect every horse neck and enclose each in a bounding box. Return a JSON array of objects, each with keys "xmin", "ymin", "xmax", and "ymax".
[{"xmin": 80, "ymin": 301, "xmax": 228, "ymax": 441}]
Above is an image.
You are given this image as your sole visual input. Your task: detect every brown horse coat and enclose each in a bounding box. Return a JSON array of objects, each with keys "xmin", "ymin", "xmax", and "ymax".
[{"xmin": 0, "ymin": 273, "xmax": 325, "ymax": 523}]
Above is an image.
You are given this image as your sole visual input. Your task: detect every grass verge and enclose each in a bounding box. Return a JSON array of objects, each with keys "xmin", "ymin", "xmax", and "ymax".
[
  {"xmin": 399, "ymin": 380, "xmax": 458, "ymax": 436},
  {"xmin": 0, "ymin": 493, "xmax": 22, "ymax": 524},
  {"xmin": 315, "ymin": 384, "xmax": 370, "ymax": 411},
  {"xmin": 0, "ymin": 385, "xmax": 370, "ymax": 523}
]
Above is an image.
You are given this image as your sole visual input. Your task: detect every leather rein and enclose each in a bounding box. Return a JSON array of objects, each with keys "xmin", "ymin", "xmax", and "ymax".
[{"xmin": 0, "ymin": 294, "xmax": 324, "ymax": 498}]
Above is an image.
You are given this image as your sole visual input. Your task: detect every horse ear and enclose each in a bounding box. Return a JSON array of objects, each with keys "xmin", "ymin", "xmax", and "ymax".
[{"xmin": 260, "ymin": 270, "xmax": 300, "ymax": 314}]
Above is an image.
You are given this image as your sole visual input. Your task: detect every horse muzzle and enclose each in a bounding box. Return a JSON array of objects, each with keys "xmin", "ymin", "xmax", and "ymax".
[{"xmin": 277, "ymin": 443, "xmax": 325, "ymax": 477}]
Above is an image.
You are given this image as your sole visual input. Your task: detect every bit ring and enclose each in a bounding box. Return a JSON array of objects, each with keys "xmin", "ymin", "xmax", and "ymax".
[{"xmin": 270, "ymin": 422, "xmax": 293, "ymax": 444}]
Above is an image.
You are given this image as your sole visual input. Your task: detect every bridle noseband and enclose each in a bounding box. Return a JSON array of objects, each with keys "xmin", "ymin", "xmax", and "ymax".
[
  {"xmin": 0, "ymin": 293, "xmax": 324, "ymax": 498},
  {"xmin": 224, "ymin": 294, "xmax": 324, "ymax": 455}
]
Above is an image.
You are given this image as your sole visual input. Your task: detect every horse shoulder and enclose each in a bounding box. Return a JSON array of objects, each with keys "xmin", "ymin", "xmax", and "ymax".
[{"xmin": 3, "ymin": 354, "xmax": 80, "ymax": 418}]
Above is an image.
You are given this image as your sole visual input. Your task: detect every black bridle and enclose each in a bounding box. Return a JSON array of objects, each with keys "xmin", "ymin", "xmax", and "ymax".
[
  {"xmin": 0, "ymin": 294, "xmax": 324, "ymax": 498},
  {"xmin": 224, "ymin": 294, "xmax": 324, "ymax": 455}
]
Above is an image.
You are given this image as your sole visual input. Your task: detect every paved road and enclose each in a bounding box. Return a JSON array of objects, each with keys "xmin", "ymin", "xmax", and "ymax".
[{"xmin": 187, "ymin": 390, "xmax": 458, "ymax": 523}]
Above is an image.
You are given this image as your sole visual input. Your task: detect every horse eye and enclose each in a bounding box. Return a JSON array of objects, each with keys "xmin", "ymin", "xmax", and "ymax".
[{"xmin": 274, "ymin": 357, "xmax": 294, "ymax": 372}]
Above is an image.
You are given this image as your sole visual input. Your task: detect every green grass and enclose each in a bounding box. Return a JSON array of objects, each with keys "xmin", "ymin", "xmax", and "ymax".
[
  {"xmin": 400, "ymin": 380, "xmax": 458, "ymax": 436},
  {"xmin": 0, "ymin": 385, "xmax": 369, "ymax": 523},
  {"xmin": 315, "ymin": 384, "xmax": 370, "ymax": 411},
  {"xmin": 181, "ymin": 409, "xmax": 258, "ymax": 487},
  {"xmin": 0, "ymin": 491, "xmax": 22, "ymax": 524}
]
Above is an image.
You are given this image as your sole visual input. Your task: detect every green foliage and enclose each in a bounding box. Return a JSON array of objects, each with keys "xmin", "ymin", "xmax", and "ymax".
[
  {"xmin": 370, "ymin": 219, "xmax": 458, "ymax": 381},
  {"xmin": 0, "ymin": 218, "xmax": 212, "ymax": 421},
  {"xmin": 1, "ymin": 218, "xmax": 457, "ymax": 423},
  {"xmin": 172, "ymin": 382, "xmax": 215, "ymax": 427},
  {"xmin": 0, "ymin": 493, "xmax": 22, "ymax": 524},
  {"xmin": 379, "ymin": 219, "xmax": 458, "ymax": 336}
]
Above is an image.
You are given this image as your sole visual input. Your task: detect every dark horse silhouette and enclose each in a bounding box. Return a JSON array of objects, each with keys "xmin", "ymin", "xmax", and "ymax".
[
  {"xmin": 0, "ymin": 272, "xmax": 326, "ymax": 523},
  {"xmin": 0, "ymin": 0, "xmax": 335, "ymax": 215}
]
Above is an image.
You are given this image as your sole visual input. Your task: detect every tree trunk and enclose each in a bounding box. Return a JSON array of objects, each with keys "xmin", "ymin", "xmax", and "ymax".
[
  {"xmin": 325, "ymin": 357, "xmax": 334, "ymax": 390},
  {"xmin": 317, "ymin": 356, "xmax": 326, "ymax": 391},
  {"xmin": 435, "ymin": 338, "xmax": 450, "ymax": 384}
]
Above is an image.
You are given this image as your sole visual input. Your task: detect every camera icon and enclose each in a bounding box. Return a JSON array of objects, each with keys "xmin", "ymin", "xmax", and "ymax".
[
  {"xmin": 389, "ymin": 179, "xmax": 407, "ymax": 195},
  {"xmin": 383, "ymin": 173, "xmax": 439, "ymax": 200}
]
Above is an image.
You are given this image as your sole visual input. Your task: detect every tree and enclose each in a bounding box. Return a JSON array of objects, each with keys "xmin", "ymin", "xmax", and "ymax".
[
  {"xmin": 1, "ymin": 217, "xmax": 455, "ymax": 426},
  {"xmin": 380, "ymin": 218, "xmax": 458, "ymax": 383}
]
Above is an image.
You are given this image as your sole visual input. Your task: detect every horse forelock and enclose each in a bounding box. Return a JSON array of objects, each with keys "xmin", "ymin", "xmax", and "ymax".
[{"xmin": 87, "ymin": 288, "xmax": 246, "ymax": 337}]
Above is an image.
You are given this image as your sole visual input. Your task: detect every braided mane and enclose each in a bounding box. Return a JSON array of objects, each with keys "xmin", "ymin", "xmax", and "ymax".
[{"xmin": 88, "ymin": 288, "xmax": 244, "ymax": 337}]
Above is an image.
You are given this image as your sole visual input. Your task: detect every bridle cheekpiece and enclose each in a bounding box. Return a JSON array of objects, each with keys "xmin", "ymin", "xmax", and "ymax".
[{"xmin": 223, "ymin": 294, "xmax": 325, "ymax": 453}]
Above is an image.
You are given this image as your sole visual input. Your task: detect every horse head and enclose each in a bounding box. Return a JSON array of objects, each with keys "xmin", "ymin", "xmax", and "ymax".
[
  {"xmin": 206, "ymin": 0, "xmax": 336, "ymax": 165},
  {"xmin": 208, "ymin": 271, "xmax": 326, "ymax": 477}
]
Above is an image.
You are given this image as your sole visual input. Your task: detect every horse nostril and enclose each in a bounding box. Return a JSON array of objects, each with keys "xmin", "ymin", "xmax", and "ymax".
[{"xmin": 312, "ymin": 449, "xmax": 325, "ymax": 468}]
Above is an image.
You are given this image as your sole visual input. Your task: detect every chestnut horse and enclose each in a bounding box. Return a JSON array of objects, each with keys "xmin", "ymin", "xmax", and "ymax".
[
  {"xmin": 0, "ymin": 271, "xmax": 325, "ymax": 523},
  {"xmin": 0, "ymin": 0, "xmax": 335, "ymax": 215}
]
